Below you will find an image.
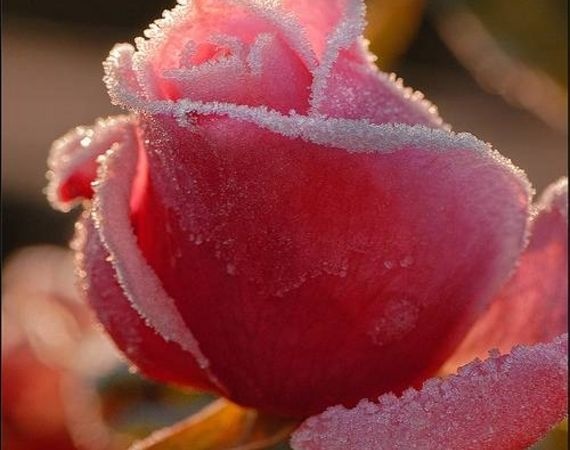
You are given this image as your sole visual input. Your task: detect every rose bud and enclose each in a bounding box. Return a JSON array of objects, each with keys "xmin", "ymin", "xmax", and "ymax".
[{"xmin": 47, "ymin": 1, "xmax": 567, "ymax": 447}]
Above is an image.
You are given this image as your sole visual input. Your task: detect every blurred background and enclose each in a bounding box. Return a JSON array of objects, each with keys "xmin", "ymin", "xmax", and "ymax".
[{"xmin": 2, "ymin": 0, "xmax": 568, "ymax": 449}]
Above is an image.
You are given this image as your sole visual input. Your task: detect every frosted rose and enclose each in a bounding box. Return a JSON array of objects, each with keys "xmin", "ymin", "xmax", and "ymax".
[{"xmin": 47, "ymin": 0, "xmax": 567, "ymax": 447}]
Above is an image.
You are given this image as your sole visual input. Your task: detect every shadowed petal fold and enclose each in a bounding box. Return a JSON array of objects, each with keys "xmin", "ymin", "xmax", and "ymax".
[
  {"xmin": 74, "ymin": 216, "xmax": 218, "ymax": 392},
  {"xmin": 447, "ymin": 178, "xmax": 568, "ymax": 369}
]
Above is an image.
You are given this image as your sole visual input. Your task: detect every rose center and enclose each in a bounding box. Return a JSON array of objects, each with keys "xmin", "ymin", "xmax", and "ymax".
[{"xmin": 179, "ymin": 35, "xmax": 244, "ymax": 69}]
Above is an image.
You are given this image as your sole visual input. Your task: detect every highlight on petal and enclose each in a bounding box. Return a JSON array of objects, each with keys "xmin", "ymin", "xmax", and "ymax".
[
  {"xmin": 291, "ymin": 334, "xmax": 569, "ymax": 450},
  {"xmin": 131, "ymin": 110, "xmax": 531, "ymax": 416},
  {"xmin": 446, "ymin": 177, "xmax": 568, "ymax": 370},
  {"xmin": 89, "ymin": 130, "xmax": 224, "ymax": 390},
  {"xmin": 46, "ymin": 115, "xmax": 134, "ymax": 212}
]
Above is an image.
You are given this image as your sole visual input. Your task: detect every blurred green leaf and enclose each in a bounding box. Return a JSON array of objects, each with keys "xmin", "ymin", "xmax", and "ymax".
[
  {"xmin": 129, "ymin": 399, "xmax": 298, "ymax": 450},
  {"xmin": 531, "ymin": 419, "xmax": 568, "ymax": 450},
  {"xmin": 365, "ymin": 0, "xmax": 426, "ymax": 70},
  {"xmin": 432, "ymin": 0, "xmax": 568, "ymax": 131}
]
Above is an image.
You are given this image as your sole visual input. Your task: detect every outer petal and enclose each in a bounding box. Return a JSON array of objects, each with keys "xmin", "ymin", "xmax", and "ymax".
[
  {"xmin": 50, "ymin": 116, "xmax": 221, "ymax": 392},
  {"xmin": 131, "ymin": 112, "xmax": 530, "ymax": 417},
  {"xmin": 291, "ymin": 334, "xmax": 568, "ymax": 450},
  {"xmin": 447, "ymin": 178, "xmax": 568, "ymax": 369}
]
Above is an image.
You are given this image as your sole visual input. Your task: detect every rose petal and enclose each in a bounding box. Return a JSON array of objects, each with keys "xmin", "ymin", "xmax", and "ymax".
[
  {"xmin": 315, "ymin": 55, "xmax": 444, "ymax": 127},
  {"xmin": 131, "ymin": 113, "xmax": 530, "ymax": 416},
  {"xmin": 446, "ymin": 178, "xmax": 568, "ymax": 369},
  {"xmin": 74, "ymin": 215, "xmax": 217, "ymax": 392},
  {"xmin": 46, "ymin": 115, "xmax": 133, "ymax": 211},
  {"xmin": 291, "ymin": 334, "xmax": 568, "ymax": 450}
]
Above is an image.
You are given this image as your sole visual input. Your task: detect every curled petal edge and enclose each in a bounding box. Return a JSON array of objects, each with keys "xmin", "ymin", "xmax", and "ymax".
[
  {"xmin": 46, "ymin": 115, "xmax": 133, "ymax": 212},
  {"xmin": 90, "ymin": 126, "xmax": 226, "ymax": 392},
  {"xmin": 291, "ymin": 334, "xmax": 569, "ymax": 450}
]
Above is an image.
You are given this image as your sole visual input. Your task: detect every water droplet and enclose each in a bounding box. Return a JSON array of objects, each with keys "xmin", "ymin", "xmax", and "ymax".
[
  {"xmin": 105, "ymin": 255, "xmax": 114, "ymax": 262},
  {"xmin": 226, "ymin": 263, "xmax": 236, "ymax": 275},
  {"xmin": 195, "ymin": 234, "xmax": 203, "ymax": 245},
  {"xmin": 368, "ymin": 297, "xmax": 420, "ymax": 346},
  {"xmin": 80, "ymin": 136, "xmax": 92, "ymax": 147},
  {"xmin": 400, "ymin": 255, "xmax": 414, "ymax": 268},
  {"xmin": 384, "ymin": 260, "xmax": 394, "ymax": 269}
]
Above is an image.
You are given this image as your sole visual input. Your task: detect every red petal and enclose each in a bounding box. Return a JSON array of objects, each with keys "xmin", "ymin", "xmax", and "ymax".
[
  {"xmin": 447, "ymin": 178, "xmax": 568, "ymax": 369},
  {"xmin": 291, "ymin": 334, "xmax": 568, "ymax": 450},
  {"xmin": 133, "ymin": 115, "xmax": 530, "ymax": 416},
  {"xmin": 315, "ymin": 55, "xmax": 443, "ymax": 127},
  {"xmin": 46, "ymin": 116, "xmax": 134, "ymax": 211}
]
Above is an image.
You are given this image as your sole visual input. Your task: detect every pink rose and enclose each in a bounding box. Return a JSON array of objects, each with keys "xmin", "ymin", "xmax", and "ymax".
[{"xmin": 47, "ymin": 0, "xmax": 567, "ymax": 447}]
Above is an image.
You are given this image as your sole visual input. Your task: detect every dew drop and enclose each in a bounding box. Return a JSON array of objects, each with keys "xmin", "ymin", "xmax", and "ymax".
[
  {"xmin": 384, "ymin": 260, "xmax": 394, "ymax": 270},
  {"xmin": 80, "ymin": 136, "xmax": 92, "ymax": 147},
  {"xmin": 226, "ymin": 263, "xmax": 236, "ymax": 276},
  {"xmin": 400, "ymin": 255, "xmax": 414, "ymax": 268},
  {"xmin": 368, "ymin": 297, "xmax": 420, "ymax": 346}
]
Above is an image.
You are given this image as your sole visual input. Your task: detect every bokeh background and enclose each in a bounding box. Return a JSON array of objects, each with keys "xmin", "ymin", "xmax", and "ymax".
[{"xmin": 2, "ymin": 1, "xmax": 568, "ymax": 449}]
